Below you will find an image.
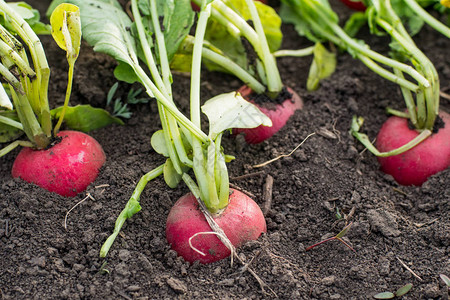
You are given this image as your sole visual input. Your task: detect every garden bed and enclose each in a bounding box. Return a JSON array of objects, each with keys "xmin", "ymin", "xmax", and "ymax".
[{"xmin": 0, "ymin": 1, "xmax": 449, "ymax": 299}]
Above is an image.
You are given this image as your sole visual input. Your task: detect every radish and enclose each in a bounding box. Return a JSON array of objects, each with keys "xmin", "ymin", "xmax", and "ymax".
[
  {"xmin": 0, "ymin": 4, "xmax": 108, "ymax": 196},
  {"xmin": 375, "ymin": 112, "xmax": 450, "ymax": 186},
  {"xmin": 166, "ymin": 189, "xmax": 266, "ymax": 264},
  {"xmin": 12, "ymin": 131, "xmax": 106, "ymax": 197},
  {"xmin": 233, "ymin": 85, "xmax": 303, "ymax": 144},
  {"xmin": 282, "ymin": 0, "xmax": 448, "ymax": 185},
  {"xmin": 69, "ymin": 0, "xmax": 272, "ymax": 259},
  {"xmin": 339, "ymin": 0, "xmax": 366, "ymax": 11}
]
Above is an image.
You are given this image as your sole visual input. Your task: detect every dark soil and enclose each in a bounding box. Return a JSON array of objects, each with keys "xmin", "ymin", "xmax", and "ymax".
[{"xmin": 1, "ymin": 1, "xmax": 449, "ymax": 299}]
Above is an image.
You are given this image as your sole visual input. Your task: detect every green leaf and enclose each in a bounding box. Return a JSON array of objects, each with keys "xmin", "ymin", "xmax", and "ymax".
[
  {"xmin": 391, "ymin": 0, "xmax": 425, "ymax": 36},
  {"xmin": 279, "ymin": 0, "xmax": 332, "ymax": 43},
  {"xmin": 50, "ymin": 105, "xmax": 124, "ymax": 132},
  {"xmin": 151, "ymin": 130, "xmax": 169, "ymax": 157},
  {"xmin": 138, "ymin": 0, "xmax": 195, "ymax": 63},
  {"xmin": 373, "ymin": 292, "xmax": 395, "ymax": 299},
  {"xmin": 232, "ymin": 0, "xmax": 283, "ymax": 52},
  {"xmin": 335, "ymin": 222, "xmax": 353, "ymax": 239},
  {"xmin": 201, "ymin": 92, "xmax": 272, "ymax": 139},
  {"xmin": 344, "ymin": 12, "xmax": 367, "ymax": 38},
  {"xmin": 0, "ymin": 110, "xmax": 23, "ymax": 143},
  {"xmin": 164, "ymin": 158, "xmax": 182, "ymax": 188},
  {"xmin": 440, "ymin": 274, "xmax": 450, "ymax": 287},
  {"xmin": 50, "ymin": 3, "xmax": 82, "ymax": 62},
  {"xmin": 395, "ymin": 283, "xmax": 413, "ymax": 297},
  {"xmin": 307, "ymin": 43, "xmax": 336, "ymax": 91},
  {"xmin": 439, "ymin": 274, "xmax": 450, "ymax": 287},
  {"xmin": 114, "ymin": 62, "xmax": 140, "ymax": 84}
]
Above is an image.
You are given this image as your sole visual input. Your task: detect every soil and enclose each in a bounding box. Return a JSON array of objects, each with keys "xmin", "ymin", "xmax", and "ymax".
[{"xmin": 1, "ymin": 1, "xmax": 449, "ymax": 299}]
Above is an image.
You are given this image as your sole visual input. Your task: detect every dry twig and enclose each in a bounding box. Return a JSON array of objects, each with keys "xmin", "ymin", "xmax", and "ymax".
[
  {"xmin": 64, "ymin": 193, "xmax": 95, "ymax": 230},
  {"xmin": 396, "ymin": 256, "xmax": 423, "ymax": 281},
  {"xmin": 253, "ymin": 133, "xmax": 315, "ymax": 168}
]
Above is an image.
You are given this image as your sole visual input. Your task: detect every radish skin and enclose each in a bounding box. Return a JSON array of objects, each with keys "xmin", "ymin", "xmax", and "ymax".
[
  {"xmin": 339, "ymin": 0, "xmax": 366, "ymax": 11},
  {"xmin": 166, "ymin": 189, "xmax": 266, "ymax": 264},
  {"xmin": 233, "ymin": 85, "xmax": 303, "ymax": 144},
  {"xmin": 376, "ymin": 111, "xmax": 450, "ymax": 186},
  {"xmin": 12, "ymin": 130, "xmax": 106, "ymax": 197}
]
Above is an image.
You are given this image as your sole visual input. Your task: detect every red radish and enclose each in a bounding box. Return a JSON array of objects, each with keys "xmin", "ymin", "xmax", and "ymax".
[
  {"xmin": 12, "ymin": 130, "xmax": 106, "ymax": 197},
  {"xmin": 233, "ymin": 85, "xmax": 303, "ymax": 144},
  {"xmin": 375, "ymin": 111, "xmax": 450, "ymax": 186},
  {"xmin": 339, "ymin": 0, "xmax": 366, "ymax": 11},
  {"xmin": 166, "ymin": 189, "xmax": 266, "ymax": 264}
]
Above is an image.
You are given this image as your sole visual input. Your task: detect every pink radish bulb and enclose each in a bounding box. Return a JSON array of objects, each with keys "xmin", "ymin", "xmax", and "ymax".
[
  {"xmin": 376, "ymin": 111, "xmax": 450, "ymax": 186},
  {"xmin": 233, "ymin": 85, "xmax": 303, "ymax": 144},
  {"xmin": 166, "ymin": 189, "xmax": 266, "ymax": 264},
  {"xmin": 12, "ymin": 130, "xmax": 106, "ymax": 197}
]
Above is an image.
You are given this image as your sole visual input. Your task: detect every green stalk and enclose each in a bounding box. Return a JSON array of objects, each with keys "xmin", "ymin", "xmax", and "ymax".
[
  {"xmin": 190, "ymin": 3, "xmax": 219, "ymax": 211},
  {"xmin": 0, "ymin": 115, "xmax": 23, "ymax": 130},
  {"xmin": 273, "ymin": 47, "xmax": 315, "ymax": 57},
  {"xmin": 119, "ymin": 9, "xmax": 208, "ymax": 143},
  {"xmin": 158, "ymin": 102, "xmax": 183, "ymax": 174},
  {"xmin": 9, "ymin": 84, "xmax": 47, "ymax": 148},
  {"xmin": 0, "ymin": 39, "xmax": 35, "ymax": 77},
  {"xmin": 53, "ymin": 61, "xmax": 75, "ymax": 134},
  {"xmin": 181, "ymin": 36, "xmax": 265, "ymax": 94},
  {"xmin": 353, "ymin": 127, "xmax": 432, "ymax": 157},
  {"xmin": 0, "ymin": 0, "xmax": 51, "ymax": 136},
  {"xmin": 211, "ymin": 0, "xmax": 283, "ymax": 94},
  {"xmin": 132, "ymin": 0, "xmax": 191, "ymax": 170},
  {"xmin": 393, "ymin": 68, "xmax": 418, "ymax": 126},
  {"xmin": 351, "ymin": 116, "xmax": 432, "ymax": 157},
  {"xmin": 132, "ymin": 62, "xmax": 208, "ymax": 143},
  {"xmin": 149, "ymin": 0, "xmax": 172, "ymax": 95},
  {"xmin": 358, "ymin": 55, "xmax": 420, "ymax": 92},
  {"xmin": 403, "ymin": 0, "xmax": 450, "ymax": 38},
  {"xmin": 214, "ymin": 133, "xmax": 229, "ymax": 210},
  {"xmin": 323, "ymin": 18, "xmax": 429, "ymax": 87},
  {"xmin": 376, "ymin": 17, "xmax": 439, "ymax": 129},
  {"xmin": 289, "ymin": 0, "xmax": 425, "ymax": 90},
  {"xmin": 147, "ymin": 0, "xmax": 193, "ymax": 167},
  {"xmin": 244, "ymin": 0, "xmax": 282, "ymax": 94},
  {"xmin": 210, "ymin": 9, "xmax": 241, "ymax": 39},
  {"xmin": 202, "ymin": 47, "xmax": 265, "ymax": 93},
  {"xmin": 210, "ymin": 1, "xmax": 262, "ymax": 56},
  {"xmin": 0, "ymin": 140, "xmax": 33, "ymax": 157},
  {"xmin": 0, "ymin": 62, "xmax": 25, "ymax": 94},
  {"xmin": 100, "ymin": 164, "xmax": 164, "ymax": 258}
]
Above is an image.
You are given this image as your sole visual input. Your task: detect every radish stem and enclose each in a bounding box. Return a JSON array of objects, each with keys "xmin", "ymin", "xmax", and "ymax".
[{"xmin": 99, "ymin": 164, "xmax": 165, "ymax": 258}]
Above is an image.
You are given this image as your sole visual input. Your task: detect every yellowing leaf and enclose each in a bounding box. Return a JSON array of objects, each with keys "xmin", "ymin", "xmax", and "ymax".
[
  {"xmin": 441, "ymin": 0, "xmax": 450, "ymax": 8},
  {"xmin": 50, "ymin": 3, "xmax": 81, "ymax": 62}
]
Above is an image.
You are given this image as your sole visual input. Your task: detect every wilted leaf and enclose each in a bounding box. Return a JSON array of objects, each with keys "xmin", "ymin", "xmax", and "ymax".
[{"xmin": 50, "ymin": 3, "xmax": 81, "ymax": 62}]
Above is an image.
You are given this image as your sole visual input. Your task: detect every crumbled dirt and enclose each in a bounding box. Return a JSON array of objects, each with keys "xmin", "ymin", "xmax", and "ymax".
[{"xmin": 1, "ymin": 1, "xmax": 449, "ymax": 299}]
